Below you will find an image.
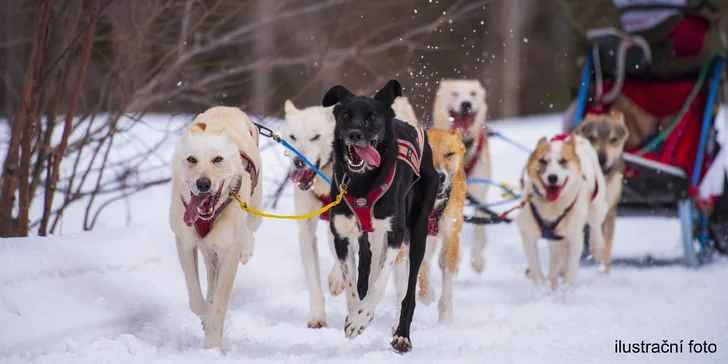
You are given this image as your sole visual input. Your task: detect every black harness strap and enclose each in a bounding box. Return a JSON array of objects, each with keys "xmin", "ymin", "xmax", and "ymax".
[{"xmin": 529, "ymin": 196, "xmax": 579, "ymax": 240}]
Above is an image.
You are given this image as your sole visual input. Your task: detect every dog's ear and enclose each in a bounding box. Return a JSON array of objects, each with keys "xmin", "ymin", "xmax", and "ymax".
[
  {"xmin": 536, "ymin": 136, "xmax": 548, "ymax": 147},
  {"xmin": 188, "ymin": 121, "xmax": 207, "ymax": 134},
  {"xmin": 322, "ymin": 85, "xmax": 355, "ymax": 107},
  {"xmin": 373, "ymin": 79, "xmax": 403, "ymax": 107},
  {"xmin": 284, "ymin": 99, "xmax": 298, "ymax": 115}
]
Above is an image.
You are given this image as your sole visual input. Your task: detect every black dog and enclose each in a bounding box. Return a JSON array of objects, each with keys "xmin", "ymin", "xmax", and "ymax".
[{"xmin": 321, "ymin": 80, "xmax": 437, "ymax": 353}]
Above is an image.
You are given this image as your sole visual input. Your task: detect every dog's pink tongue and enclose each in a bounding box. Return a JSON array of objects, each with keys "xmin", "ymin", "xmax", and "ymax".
[
  {"xmin": 184, "ymin": 195, "xmax": 208, "ymax": 226},
  {"xmin": 545, "ymin": 187, "xmax": 561, "ymax": 202},
  {"xmin": 289, "ymin": 169, "xmax": 308, "ymax": 183},
  {"xmin": 352, "ymin": 145, "xmax": 380, "ymax": 167}
]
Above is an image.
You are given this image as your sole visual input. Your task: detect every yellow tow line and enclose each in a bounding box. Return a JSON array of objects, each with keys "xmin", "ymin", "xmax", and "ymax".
[{"xmin": 229, "ymin": 184, "xmax": 347, "ymax": 220}]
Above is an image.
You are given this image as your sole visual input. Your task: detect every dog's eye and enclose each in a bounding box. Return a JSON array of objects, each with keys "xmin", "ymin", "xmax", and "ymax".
[
  {"xmin": 451, "ymin": 92, "xmax": 458, "ymax": 97},
  {"xmin": 609, "ymin": 137, "xmax": 619, "ymax": 144},
  {"xmin": 212, "ymin": 156, "xmax": 224, "ymax": 163},
  {"xmin": 538, "ymin": 158, "xmax": 547, "ymax": 165},
  {"xmin": 589, "ymin": 136, "xmax": 597, "ymax": 143},
  {"xmin": 289, "ymin": 135, "xmax": 297, "ymax": 141},
  {"xmin": 369, "ymin": 114, "xmax": 376, "ymax": 121},
  {"xmin": 310, "ymin": 134, "xmax": 320, "ymax": 141},
  {"xmin": 444, "ymin": 151, "xmax": 456, "ymax": 158},
  {"xmin": 186, "ymin": 156, "xmax": 197, "ymax": 164},
  {"xmin": 558, "ymin": 158, "xmax": 567, "ymax": 166},
  {"xmin": 470, "ymin": 91, "xmax": 476, "ymax": 97},
  {"xmin": 342, "ymin": 113, "xmax": 350, "ymax": 119}
]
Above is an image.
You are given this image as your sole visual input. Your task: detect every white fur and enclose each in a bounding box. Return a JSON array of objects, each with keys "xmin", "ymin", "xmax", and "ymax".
[
  {"xmin": 517, "ymin": 135, "xmax": 608, "ymax": 289},
  {"xmin": 281, "ymin": 100, "xmax": 345, "ymax": 328},
  {"xmin": 432, "ymin": 79, "xmax": 491, "ymax": 274},
  {"xmin": 168, "ymin": 106, "xmax": 262, "ymax": 350}
]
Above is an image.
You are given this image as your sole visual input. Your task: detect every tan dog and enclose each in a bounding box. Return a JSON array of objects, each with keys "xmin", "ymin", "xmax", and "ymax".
[
  {"xmin": 169, "ymin": 106, "xmax": 262, "ymax": 350},
  {"xmin": 415, "ymin": 129, "xmax": 466, "ymax": 323},
  {"xmin": 516, "ymin": 135, "xmax": 607, "ymax": 289},
  {"xmin": 432, "ymin": 79, "xmax": 492, "ymax": 274},
  {"xmin": 572, "ymin": 112, "xmax": 629, "ymax": 272}
]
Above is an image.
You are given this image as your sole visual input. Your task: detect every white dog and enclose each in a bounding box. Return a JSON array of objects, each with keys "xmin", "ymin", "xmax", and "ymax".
[
  {"xmin": 280, "ymin": 100, "xmax": 345, "ymax": 329},
  {"xmin": 432, "ymin": 79, "xmax": 492, "ymax": 274},
  {"xmin": 169, "ymin": 106, "xmax": 262, "ymax": 350},
  {"xmin": 516, "ymin": 134, "xmax": 607, "ymax": 289}
]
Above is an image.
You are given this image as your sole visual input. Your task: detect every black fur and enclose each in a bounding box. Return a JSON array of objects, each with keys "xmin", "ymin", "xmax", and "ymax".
[{"xmin": 322, "ymin": 80, "xmax": 437, "ymax": 352}]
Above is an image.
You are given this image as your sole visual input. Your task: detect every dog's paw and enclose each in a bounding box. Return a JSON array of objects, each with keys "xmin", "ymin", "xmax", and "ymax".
[
  {"xmin": 328, "ymin": 266, "xmax": 345, "ymax": 296},
  {"xmin": 239, "ymin": 243, "xmax": 254, "ymax": 265},
  {"xmin": 471, "ymin": 255, "xmax": 485, "ymax": 274},
  {"xmin": 391, "ymin": 335, "xmax": 412, "ymax": 353},
  {"xmin": 418, "ymin": 287, "xmax": 435, "ymax": 305},
  {"xmin": 307, "ymin": 320, "xmax": 326, "ymax": 329},
  {"xmin": 344, "ymin": 308, "xmax": 374, "ymax": 339},
  {"xmin": 190, "ymin": 299, "xmax": 211, "ymax": 320}
]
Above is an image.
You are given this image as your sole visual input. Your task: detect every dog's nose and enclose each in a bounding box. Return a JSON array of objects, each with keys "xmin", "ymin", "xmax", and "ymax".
[
  {"xmin": 346, "ymin": 129, "xmax": 363, "ymax": 143},
  {"xmin": 438, "ymin": 171, "xmax": 447, "ymax": 184},
  {"xmin": 547, "ymin": 174, "xmax": 558, "ymax": 185},
  {"xmin": 293, "ymin": 157, "xmax": 306, "ymax": 169},
  {"xmin": 598, "ymin": 152, "xmax": 607, "ymax": 166},
  {"xmin": 460, "ymin": 101, "xmax": 472, "ymax": 112},
  {"xmin": 196, "ymin": 177, "xmax": 212, "ymax": 193}
]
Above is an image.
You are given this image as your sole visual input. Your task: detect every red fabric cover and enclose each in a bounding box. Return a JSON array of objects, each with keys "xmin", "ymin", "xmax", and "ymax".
[
  {"xmin": 666, "ymin": 15, "xmax": 709, "ymax": 57},
  {"xmin": 585, "ymin": 80, "xmax": 712, "ymax": 195}
]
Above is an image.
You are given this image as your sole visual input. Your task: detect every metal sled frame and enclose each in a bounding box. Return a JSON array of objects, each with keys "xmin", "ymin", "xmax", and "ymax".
[{"xmin": 573, "ymin": 52, "xmax": 723, "ymax": 267}]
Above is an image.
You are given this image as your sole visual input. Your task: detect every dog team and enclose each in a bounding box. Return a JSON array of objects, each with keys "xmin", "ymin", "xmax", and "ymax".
[{"xmin": 168, "ymin": 78, "xmax": 630, "ymax": 352}]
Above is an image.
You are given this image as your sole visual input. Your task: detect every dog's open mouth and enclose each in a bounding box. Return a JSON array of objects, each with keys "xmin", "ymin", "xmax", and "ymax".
[
  {"xmin": 541, "ymin": 177, "xmax": 567, "ymax": 202},
  {"xmin": 437, "ymin": 185, "xmax": 447, "ymax": 199},
  {"xmin": 289, "ymin": 158, "xmax": 317, "ymax": 191},
  {"xmin": 183, "ymin": 182, "xmax": 223, "ymax": 226},
  {"xmin": 449, "ymin": 110, "xmax": 477, "ymax": 133},
  {"xmin": 347, "ymin": 143, "xmax": 380, "ymax": 171}
]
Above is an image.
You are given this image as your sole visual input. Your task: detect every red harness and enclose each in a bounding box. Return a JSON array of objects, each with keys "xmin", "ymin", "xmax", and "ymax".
[
  {"xmin": 340, "ymin": 127, "xmax": 426, "ymax": 233},
  {"xmin": 464, "ymin": 130, "xmax": 486, "ymax": 176},
  {"xmin": 316, "ymin": 193, "xmax": 332, "ymax": 221},
  {"xmin": 184, "ymin": 128, "xmax": 260, "ymax": 239}
]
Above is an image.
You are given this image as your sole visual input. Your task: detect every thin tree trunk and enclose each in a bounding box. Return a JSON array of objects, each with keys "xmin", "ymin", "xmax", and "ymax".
[
  {"xmin": 39, "ymin": 0, "xmax": 100, "ymax": 236},
  {"xmin": 0, "ymin": 0, "xmax": 55, "ymax": 237},
  {"xmin": 501, "ymin": 0, "xmax": 521, "ymax": 118}
]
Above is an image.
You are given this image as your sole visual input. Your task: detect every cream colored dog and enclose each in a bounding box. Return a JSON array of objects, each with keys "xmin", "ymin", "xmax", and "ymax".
[
  {"xmin": 433, "ymin": 79, "xmax": 491, "ymax": 274},
  {"xmin": 280, "ymin": 100, "xmax": 344, "ymax": 329},
  {"xmin": 169, "ymin": 106, "xmax": 262, "ymax": 350},
  {"xmin": 516, "ymin": 135, "xmax": 607, "ymax": 289}
]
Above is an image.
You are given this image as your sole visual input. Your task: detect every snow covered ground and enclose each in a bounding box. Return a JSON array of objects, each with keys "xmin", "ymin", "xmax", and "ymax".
[{"xmin": 1, "ymin": 113, "xmax": 728, "ymax": 364}]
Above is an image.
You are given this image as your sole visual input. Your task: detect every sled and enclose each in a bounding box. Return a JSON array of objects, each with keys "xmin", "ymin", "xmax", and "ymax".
[{"xmin": 572, "ymin": 49, "xmax": 726, "ymax": 267}]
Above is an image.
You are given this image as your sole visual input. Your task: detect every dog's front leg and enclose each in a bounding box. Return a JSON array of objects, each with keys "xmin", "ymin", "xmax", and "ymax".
[
  {"xmin": 203, "ymin": 241, "xmax": 240, "ymax": 350},
  {"xmin": 601, "ymin": 210, "xmax": 617, "ymax": 273},
  {"xmin": 563, "ymin": 233, "xmax": 585, "ymax": 287},
  {"xmin": 345, "ymin": 228, "xmax": 403, "ymax": 339},
  {"xmin": 547, "ymin": 240, "xmax": 564, "ymax": 290},
  {"xmin": 520, "ymin": 231, "xmax": 544, "ymax": 285},
  {"xmin": 392, "ymin": 245, "xmax": 409, "ymax": 333},
  {"xmin": 199, "ymin": 246, "xmax": 218, "ymax": 306},
  {"xmin": 468, "ymin": 181, "xmax": 489, "ymax": 274},
  {"xmin": 327, "ymin": 229, "xmax": 345, "ymax": 296},
  {"xmin": 298, "ymin": 217, "xmax": 326, "ymax": 328},
  {"xmin": 438, "ymin": 233, "xmax": 459, "ymax": 323},
  {"xmin": 356, "ymin": 233, "xmax": 371, "ymax": 300},
  {"xmin": 417, "ymin": 236, "xmax": 437, "ymax": 305},
  {"xmin": 332, "ymin": 214, "xmax": 361, "ymax": 313},
  {"xmin": 176, "ymin": 237, "xmax": 211, "ymax": 321}
]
